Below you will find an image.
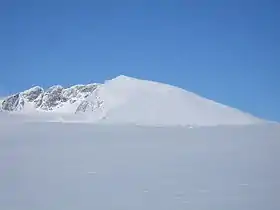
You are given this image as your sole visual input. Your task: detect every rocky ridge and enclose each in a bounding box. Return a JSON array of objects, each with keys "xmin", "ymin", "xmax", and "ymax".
[
  {"xmin": 0, "ymin": 84, "xmax": 99, "ymax": 112},
  {"xmin": 0, "ymin": 75, "xmax": 265, "ymax": 126}
]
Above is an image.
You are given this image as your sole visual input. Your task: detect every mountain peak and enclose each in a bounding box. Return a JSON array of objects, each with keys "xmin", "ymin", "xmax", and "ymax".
[
  {"xmin": 1, "ymin": 83, "xmax": 98, "ymax": 113},
  {"xmin": 0, "ymin": 76, "xmax": 264, "ymax": 126},
  {"xmin": 109, "ymin": 75, "xmax": 139, "ymax": 83},
  {"xmin": 76, "ymin": 76, "xmax": 264, "ymax": 126},
  {"xmin": 115, "ymin": 74, "xmax": 134, "ymax": 79}
]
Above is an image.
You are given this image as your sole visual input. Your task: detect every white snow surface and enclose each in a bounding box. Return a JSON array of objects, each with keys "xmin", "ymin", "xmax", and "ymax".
[
  {"xmin": 78, "ymin": 75, "xmax": 263, "ymax": 126},
  {"xmin": 0, "ymin": 118, "xmax": 279, "ymax": 210},
  {"xmin": 1, "ymin": 75, "xmax": 265, "ymax": 126}
]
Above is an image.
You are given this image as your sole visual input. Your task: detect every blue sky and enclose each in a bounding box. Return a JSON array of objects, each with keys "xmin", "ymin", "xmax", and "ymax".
[{"xmin": 0, "ymin": 0, "xmax": 279, "ymax": 121}]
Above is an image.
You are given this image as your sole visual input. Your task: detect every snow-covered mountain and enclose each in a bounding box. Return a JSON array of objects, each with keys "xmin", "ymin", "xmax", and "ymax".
[
  {"xmin": 0, "ymin": 75, "xmax": 264, "ymax": 126},
  {"xmin": 1, "ymin": 83, "xmax": 98, "ymax": 113}
]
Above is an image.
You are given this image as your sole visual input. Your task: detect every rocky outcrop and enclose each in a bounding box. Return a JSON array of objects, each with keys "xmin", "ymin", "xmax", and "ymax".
[
  {"xmin": 0, "ymin": 84, "xmax": 99, "ymax": 112},
  {"xmin": 40, "ymin": 85, "xmax": 65, "ymax": 110},
  {"xmin": 21, "ymin": 86, "xmax": 44, "ymax": 102},
  {"xmin": 75, "ymin": 87, "xmax": 103, "ymax": 113},
  {"xmin": 1, "ymin": 93, "xmax": 24, "ymax": 111}
]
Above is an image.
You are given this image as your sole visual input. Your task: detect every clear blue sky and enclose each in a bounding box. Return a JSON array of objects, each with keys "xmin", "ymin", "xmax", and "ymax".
[{"xmin": 0, "ymin": 0, "xmax": 279, "ymax": 122}]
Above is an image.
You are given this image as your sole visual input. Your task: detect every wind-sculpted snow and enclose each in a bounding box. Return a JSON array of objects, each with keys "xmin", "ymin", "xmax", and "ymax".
[{"xmin": 0, "ymin": 121, "xmax": 279, "ymax": 210}]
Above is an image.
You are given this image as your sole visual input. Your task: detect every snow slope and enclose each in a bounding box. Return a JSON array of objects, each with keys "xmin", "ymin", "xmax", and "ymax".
[
  {"xmin": 1, "ymin": 75, "xmax": 265, "ymax": 126},
  {"xmin": 0, "ymin": 122, "xmax": 279, "ymax": 210},
  {"xmin": 77, "ymin": 75, "xmax": 263, "ymax": 126}
]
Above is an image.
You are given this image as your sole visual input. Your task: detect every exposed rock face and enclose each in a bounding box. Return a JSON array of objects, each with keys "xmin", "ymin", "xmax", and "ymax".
[
  {"xmin": 21, "ymin": 86, "xmax": 44, "ymax": 102},
  {"xmin": 0, "ymin": 84, "xmax": 99, "ymax": 112},
  {"xmin": 62, "ymin": 84, "xmax": 98, "ymax": 104},
  {"xmin": 40, "ymin": 85, "xmax": 65, "ymax": 111},
  {"xmin": 75, "ymin": 87, "xmax": 103, "ymax": 113},
  {"xmin": 1, "ymin": 94, "xmax": 24, "ymax": 111}
]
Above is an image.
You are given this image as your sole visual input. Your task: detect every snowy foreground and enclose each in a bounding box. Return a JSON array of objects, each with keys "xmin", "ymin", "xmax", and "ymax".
[{"xmin": 0, "ymin": 122, "xmax": 279, "ymax": 210}]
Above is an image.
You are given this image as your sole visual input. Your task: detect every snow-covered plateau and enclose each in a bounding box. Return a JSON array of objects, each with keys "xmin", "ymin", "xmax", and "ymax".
[
  {"xmin": 0, "ymin": 120, "xmax": 279, "ymax": 210},
  {"xmin": 0, "ymin": 75, "xmax": 266, "ymax": 126}
]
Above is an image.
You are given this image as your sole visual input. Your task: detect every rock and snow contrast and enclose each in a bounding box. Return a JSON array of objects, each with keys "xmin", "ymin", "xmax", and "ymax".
[
  {"xmin": 0, "ymin": 75, "xmax": 264, "ymax": 126},
  {"xmin": 0, "ymin": 76, "xmax": 279, "ymax": 210},
  {"xmin": 1, "ymin": 83, "xmax": 98, "ymax": 113}
]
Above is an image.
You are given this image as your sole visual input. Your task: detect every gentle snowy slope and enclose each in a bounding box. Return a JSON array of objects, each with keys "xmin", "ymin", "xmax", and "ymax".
[
  {"xmin": 77, "ymin": 75, "xmax": 263, "ymax": 126},
  {"xmin": 0, "ymin": 122, "xmax": 279, "ymax": 210},
  {"xmin": 1, "ymin": 75, "xmax": 265, "ymax": 126}
]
